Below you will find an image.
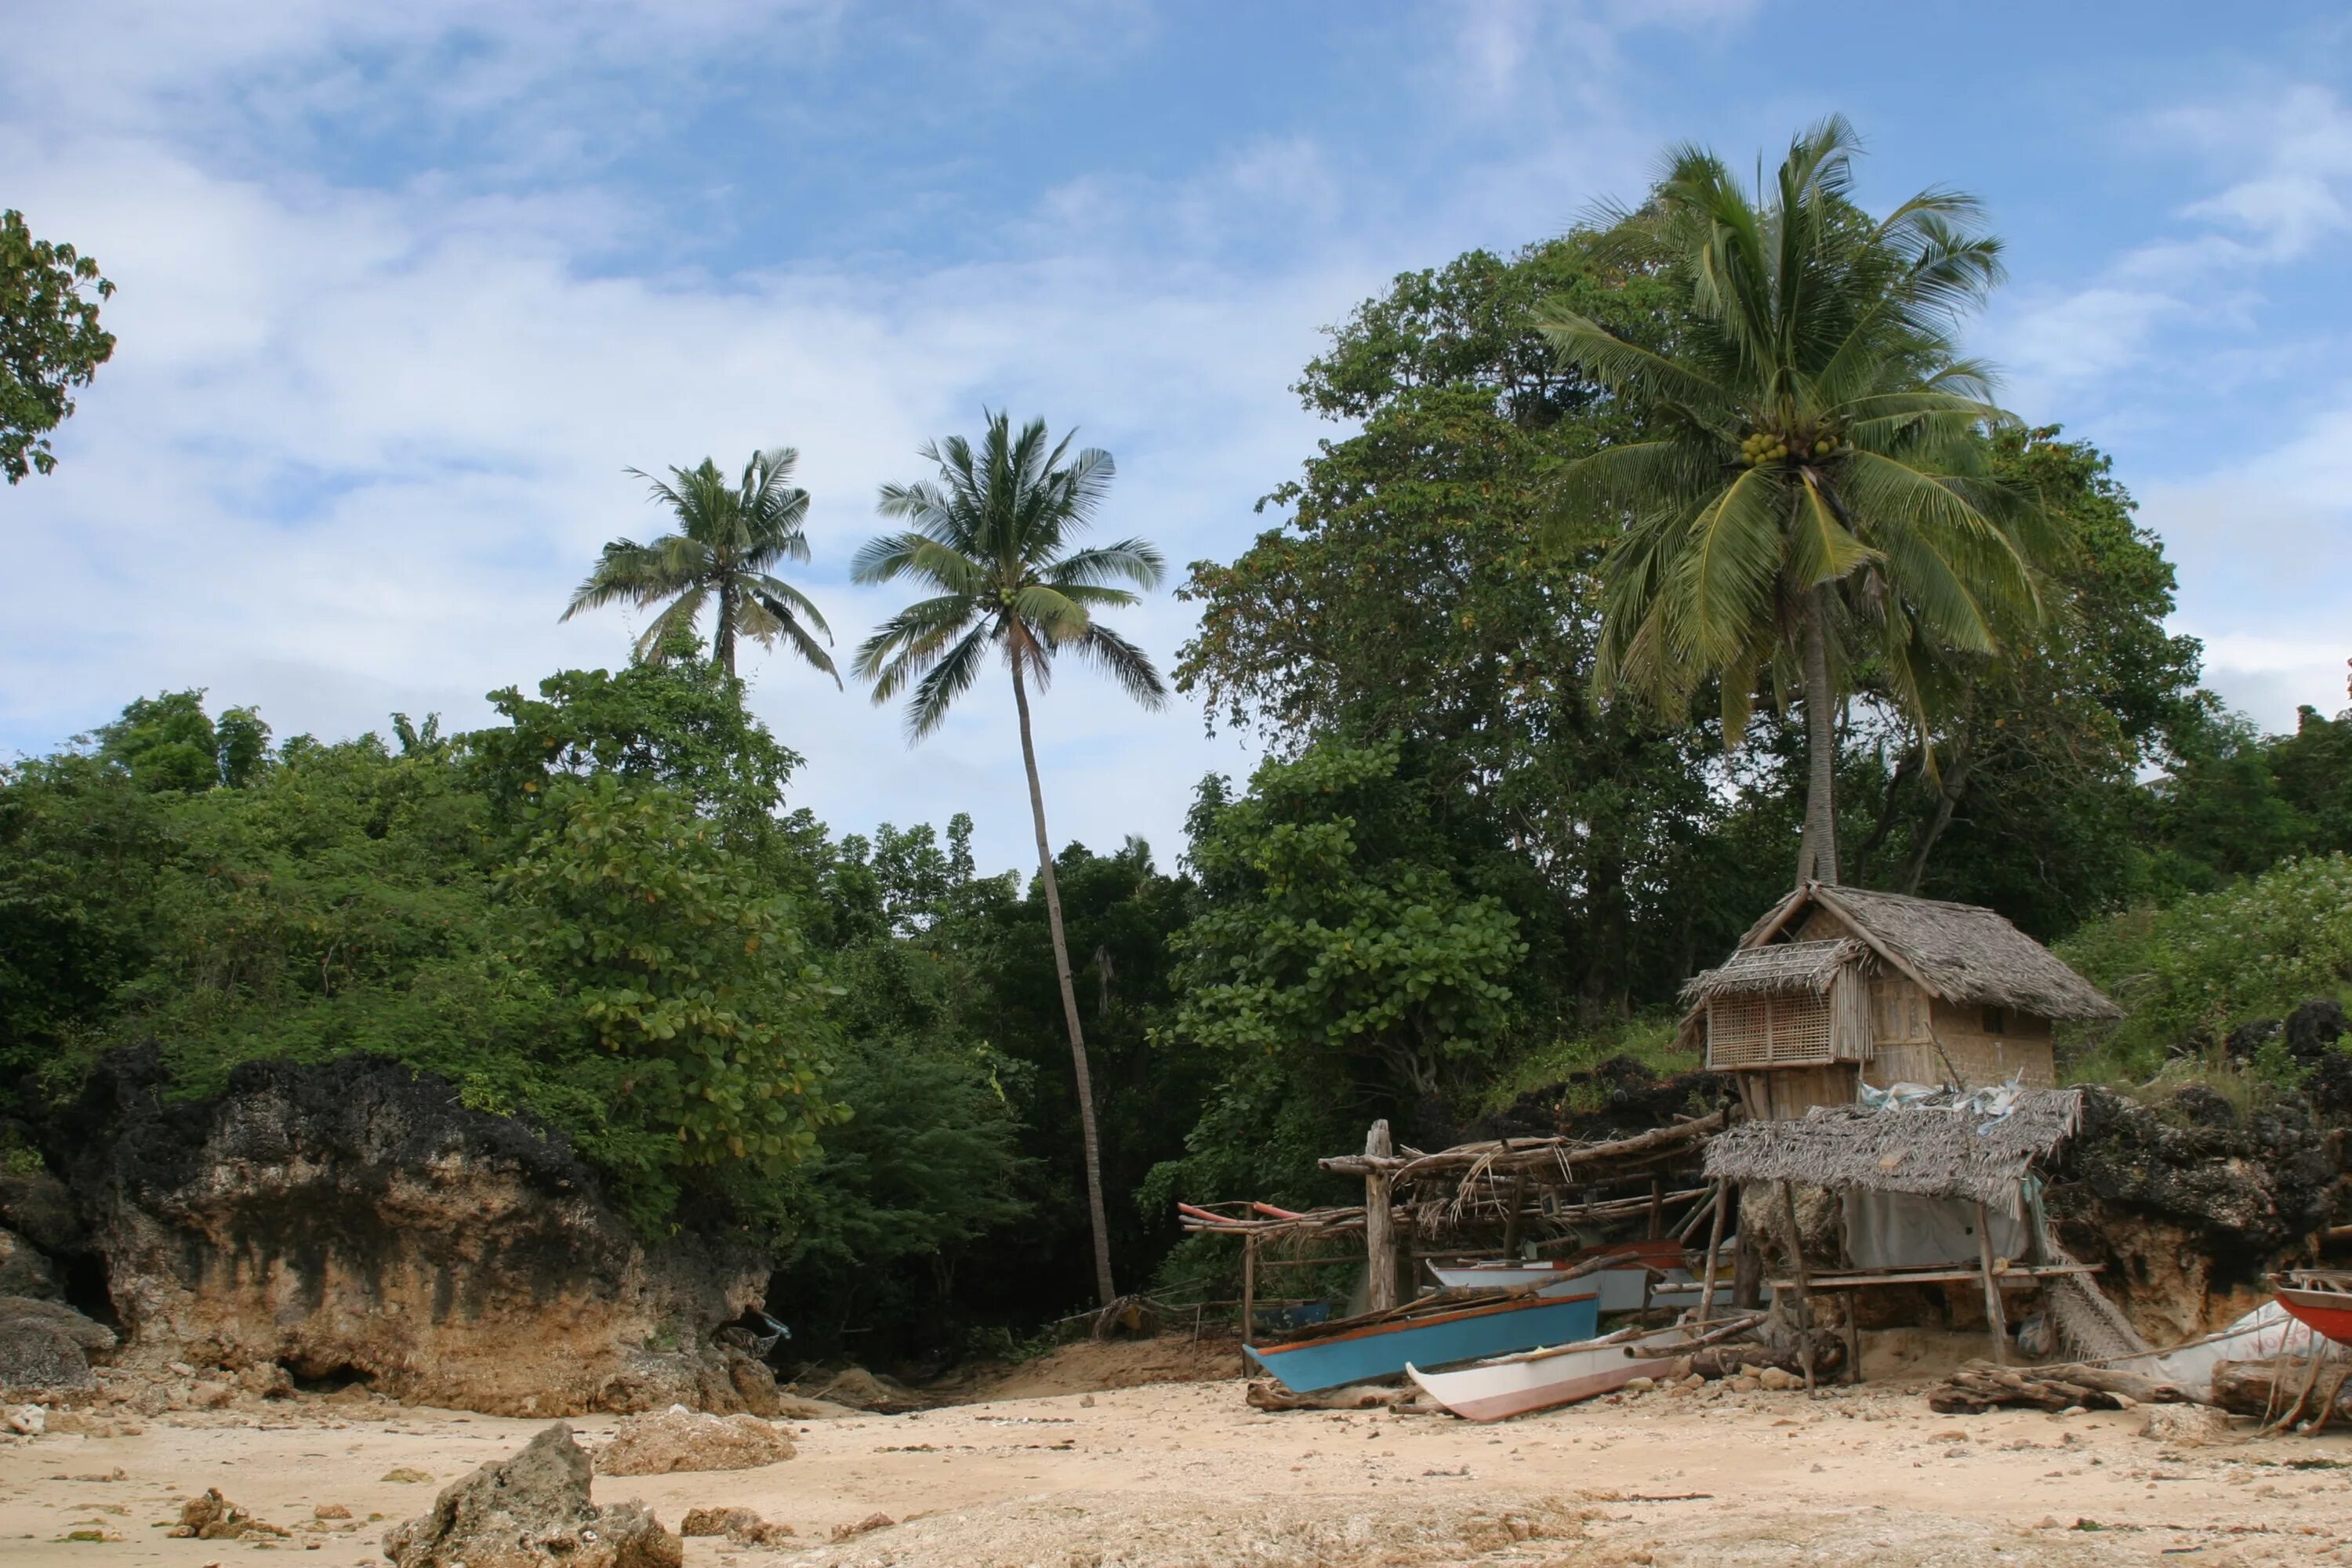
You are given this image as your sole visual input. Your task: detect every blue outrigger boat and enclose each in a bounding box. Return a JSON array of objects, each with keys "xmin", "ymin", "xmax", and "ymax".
[{"xmin": 1243, "ymin": 1288, "xmax": 1600, "ymax": 1392}]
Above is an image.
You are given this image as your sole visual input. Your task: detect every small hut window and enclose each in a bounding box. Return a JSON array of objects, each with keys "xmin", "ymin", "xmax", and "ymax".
[
  {"xmin": 1984, "ymin": 1007, "xmax": 2008, "ymax": 1035},
  {"xmin": 1706, "ymin": 991, "xmax": 1834, "ymax": 1069}
]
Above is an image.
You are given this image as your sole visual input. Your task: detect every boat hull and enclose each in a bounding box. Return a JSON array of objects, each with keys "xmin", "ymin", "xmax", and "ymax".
[
  {"xmin": 1245, "ymin": 1292, "xmax": 1599, "ymax": 1394},
  {"xmin": 1407, "ymin": 1325, "xmax": 1694, "ymax": 1422},
  {"xmin": 1429, "ymin": 1263, "xmax": 1698, "ymax": 1312},
  {"xmin": 2274, "ymin": 1281, "xmax": 2352, "ymax": 1348}
]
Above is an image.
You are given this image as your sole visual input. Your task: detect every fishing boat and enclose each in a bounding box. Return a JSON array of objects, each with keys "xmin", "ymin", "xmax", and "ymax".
[
  {"xmin": 1406, "ymin": 1321, "xmax": 1700, "ymax": 1422},
  {"xmin": 1428, "ymin": 1239, "xmax": 1714, "ymax": 1313},
  {"xmin": 2270, "ymin": 1270, "xmax": 2352, "ymax": 1347},
  {"xmin": 1244, "ymin": 1289, "xmax": 1600, "ymax": 1394}
]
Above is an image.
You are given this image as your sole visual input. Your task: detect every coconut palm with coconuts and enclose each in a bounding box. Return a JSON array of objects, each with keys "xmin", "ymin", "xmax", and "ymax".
[
  {"xmin": 1541, "ymin": 116, "xmax": 2051, "ymax": 885},
  {"xmin": 853, "ymin": 410, "xmax": 1166, "ymax": 1308}
]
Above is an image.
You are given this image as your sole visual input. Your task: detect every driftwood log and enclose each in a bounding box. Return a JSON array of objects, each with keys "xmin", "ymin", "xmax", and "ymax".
[
  {"xmin": 1929, "ymin": 1359, "xmax": 2187, "ymax": 1415},
  {"xmin": 1244, "ymin": 1379, "xmax": 1428, "ymax": 1413},
  {"xmin": 2210, "ymin": 1358, "xmax": 2352, "ymax": 1428}
]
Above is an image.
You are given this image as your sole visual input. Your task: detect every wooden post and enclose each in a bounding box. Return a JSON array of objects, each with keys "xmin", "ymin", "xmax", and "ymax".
[
  {"xmin": 1697, "ymin": 1180, "xmax": 1730, "ymax": 1324},
  {"xmin": 1240, "ymin": 1232, "xmax": 1258, "ymax": 1361},
  {"xmin": 1363, "ymin": 1120, "xmax": 1397, "ymax": 1314},
  {"xmin": 1647, "ymin": 1175, "xmax": 1664, "ymax": 1240},
  {"xmin": 1501, "ymin": 1171, "xmax": 1527, "ymax": 1258},
  {"xmin": 1973, "ymin": 1200, "xmax": 2006, "ymax": 1366},
  {"xmin": 1778, "ymin": 1181, "xmax": 1817, "ymax": 1393},
  {"xmin": 1842, "ymin": 1290, "xmax": 1864, "ymax": 1385}
]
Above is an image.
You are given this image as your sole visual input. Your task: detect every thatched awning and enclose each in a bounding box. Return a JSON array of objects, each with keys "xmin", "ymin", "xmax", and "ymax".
[
  {"xmin": 1704, "ymin": 1087, "xmax": 2082, "ymax": 1211},
  {"xmin": 1741, "ymin": 883, "xmax": 2122, "ymax": 1022},
  {"xmin": 1680, "ymin": 938, "xmax": 1867, "ymax": 1004}
]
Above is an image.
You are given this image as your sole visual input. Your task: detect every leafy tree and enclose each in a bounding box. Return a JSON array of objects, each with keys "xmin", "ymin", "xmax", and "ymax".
[
  {"xmin": 94, "ymin": 691, "xmax": 271, "ymax": 793},
  {"xmin": 564, "ymin": 448, "xmax": 839, "ymax": 682},
  {"xmin": 1, "ymin": 209, "xmax": 114, "ymax": 484},
  {"xmin": 1541, "ymin": 116, "xmax": 2049, "ymax": 884},
  {"xmin": 1178, "ymin": 238, "xmax": 1773, "ymax": 1012},
  {"xmin": 499, "ymin": 775, "xmax": 844, "ymax": 1218},
  {"xmin": 853, "ymin": 410, "xmax": 1167, "ymax": 1307},
  {"xmin": 1160, "ymin": 737, "xmax": 1526, "ymax": 1203}
]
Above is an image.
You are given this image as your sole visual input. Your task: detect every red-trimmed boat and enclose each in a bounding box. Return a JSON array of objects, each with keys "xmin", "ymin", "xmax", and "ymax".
[{"xmin": 2270, "ymin": 1270, "xmax": 2352, "ymax": 1347}]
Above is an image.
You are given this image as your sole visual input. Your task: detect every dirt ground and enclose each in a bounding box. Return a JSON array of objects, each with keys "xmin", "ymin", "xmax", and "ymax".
[{"xmin": 6, "ymin": 1340, "xmax": 2352, "ymax": 1568}]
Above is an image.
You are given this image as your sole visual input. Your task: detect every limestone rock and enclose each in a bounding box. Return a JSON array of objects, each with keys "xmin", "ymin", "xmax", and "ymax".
[
  {"xmin": 595, "ymin": 1408, "xmax": 794, "ymax": 1475},
  {"xmin": 0, "ymin": 1167, "xmax": 83, "ymax": 1257},
  {"xmin": 0, "ymin": 1226, "xmax": 60, "ymax": 1300},
  {"xmin": 6, "ymin": 1402, "xmax": 44, "ymax": 1435},
  {"xmin": 725, "ymin": 1351, "xmax": 782, "ymax": 1417},
  {"xmin": 55, "ymin": 1051, "xmax": 764, "ymax": 1416},
  {"xmin": 0, "ymin": 1295, "xmax": 113, "ymax": 1391},
  {"xmin": 383, "ymin": 1423, "xmax": 681, "ymax": 1568},
  {"xmin": 237, "ymin": 1362, "xmax": 295, "ymax": 1399},
  {"xmin": 2138, "ymin": 1403, "xmax": 2235, "ymax": 1447},
  {"xmin": 170, "ymin": 1489, "xmax": 286, "ymax": 1540},
  {"xmin": 679, "ymin": 1507, "xmax": 792, "ymax": 1546}
]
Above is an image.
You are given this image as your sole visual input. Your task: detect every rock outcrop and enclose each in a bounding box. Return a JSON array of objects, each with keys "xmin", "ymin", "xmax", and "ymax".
[
  {"xmin": 0, "ymin": 1294, "xmax": 115, "ymax": 1390},
  {"xmin": 595, "ymin": 1407, "xmax": 795, "ymax": 1475},
  {"xmin": 2050, "ymin": 1083, "xmax": 2337, "ymax": 1342},
  {"xmin": 384, "ymin": 1422, "xmax": 681, "ymax": 1568},
  {"xmin": 53, "ymin": 1051, "xmax": 771, "ymax": 1415}
]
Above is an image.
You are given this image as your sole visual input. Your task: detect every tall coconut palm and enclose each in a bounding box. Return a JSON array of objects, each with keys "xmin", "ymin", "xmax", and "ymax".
[
  {"xmin": 1539, "ymin": 115, "xmax": 2049, "ymax": 885},
  {"xmin": 852, "ymin": 411, "xmax": 1165, "ymax": 1308},
  {"xmin": 562, "ymin": 446, "xmax": 839, "ymax": 683}
]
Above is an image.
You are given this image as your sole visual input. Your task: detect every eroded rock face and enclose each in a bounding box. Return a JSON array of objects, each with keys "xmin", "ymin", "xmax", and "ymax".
[
  {"xmin": 384, "ymin": 1422, "xmax": 681, "ymax": 1568},
  {"xmin": 2050, "ymin": 1085, "xmax": 2335, "ymax": 1339},
  {"xmin": 59, "ymin": 1051, "xmax": 767, "ymax": 1416}
]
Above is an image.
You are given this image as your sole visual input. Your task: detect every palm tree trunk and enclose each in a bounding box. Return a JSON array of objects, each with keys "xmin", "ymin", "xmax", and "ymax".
[
  {"xmin": 1796, "ymin": 587, "xmax": 1840, "ymax": 886},
  {"xmin": 714, "ymin": 583, "xmax": 736, "ymax": 675},
  {"xmin": 1009, "ymin": 653, "xmax": 1119, "ymax": 1308}
]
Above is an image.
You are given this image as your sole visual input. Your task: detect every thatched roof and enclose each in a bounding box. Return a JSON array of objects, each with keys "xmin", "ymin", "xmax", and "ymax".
[
  {"xmin": 1741, "ymin": 882, "xmax": 2122, "ymax": 1022},
  {"xmin": 1681, "ymin": 938, "xmax": 1869, "ymax": 1004},
  {"xmin": 1704, "ymin": 1087, "xmax": 2083, "ymax": 1210}
]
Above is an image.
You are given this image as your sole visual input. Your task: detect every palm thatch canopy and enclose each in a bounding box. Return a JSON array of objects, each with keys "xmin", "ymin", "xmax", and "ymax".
[
  {"xmin": 1737, "ymin": 882, "xmax": 2121, "ymax": 1022},
  {"xmin": 1704, "ymin": 1087, "xmax": 2083, "ymax": 1211},
  {"xmin": 1679, "ymin": 938, "xmax": 1870, "ymax": 1004}
]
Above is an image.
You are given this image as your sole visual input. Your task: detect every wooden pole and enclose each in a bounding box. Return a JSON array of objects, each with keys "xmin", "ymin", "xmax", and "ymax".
[
  {"xmin": 1697, "ymin": 1180, "xmax": 1730, "ymax": 1324},
  {"xmin": 1842, "ymin": 1290, "xmax": 1864, "ymax": 1385},
  {"xmin": 1363, "ymin": 1120, "xmax": 1397, "ymax": 1313},
  {"xmin": 1778, "ymin": 1181, "xmax": 1817, "ymax": 1393},
  {"xmin": 1973, "ymin": 1200, "xmax": 2007, "ymax": 1366},
  {"xmin": 1647, "ymin": 1175, "xmax": 1664, "ymax": 1240},
  {"xmin": 1240, "ymin": 1232, "xmax": 1258, "ymax": 1360},
  {"xmin": 1500, "ymin": 1172, "xmax": 1527, "ymax": 1258}
]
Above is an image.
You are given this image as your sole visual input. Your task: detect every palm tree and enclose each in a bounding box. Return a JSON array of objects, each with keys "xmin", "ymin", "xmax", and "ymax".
[
  {"xmin": 563, "ymin": 447, "xmax": 839, "ymax": 683},
  {"xmin": 852, "ymin": 411, "xmax": 1165, "ymax": 1308},
  {"xmin": 1539, "ymin": 116, "xmax": 2049, "ymax": 885}
]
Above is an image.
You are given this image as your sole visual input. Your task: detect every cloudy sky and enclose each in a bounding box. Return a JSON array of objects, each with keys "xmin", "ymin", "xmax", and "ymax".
[{"xmin": 5, "ymin": 1, "xmax": 2349, "ymax": 875}]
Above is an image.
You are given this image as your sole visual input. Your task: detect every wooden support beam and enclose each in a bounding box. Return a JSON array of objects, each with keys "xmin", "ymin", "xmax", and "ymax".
[
  {"xmin": 1363, "ymin": 1120, "xmax": 1397, "ymax": 1313},
  {"xmin": 1778, "ymin": 1180, "xmax": 1817, "ymax": 1394},
  {"xmin": 1697, "ymin": 1180, "xmax": 1729, "ymax": 1324},
  {"xmin": 1647, "ymin": 1175, "xmax": 1664, "ymax": 1240},
  {"xmin": 1240, "ymin": 1232, "xmax": 1258, "ymax": 1365},
  {"xmin": 1973, "ymin": 1200, "xmax": 2007, "ymax": 1366}
]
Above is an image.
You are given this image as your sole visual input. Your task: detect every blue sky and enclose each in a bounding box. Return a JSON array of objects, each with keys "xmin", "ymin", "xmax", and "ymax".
[{"xmin": 5, "ymin": 1, "xmax": 2349, "ymax": 875}]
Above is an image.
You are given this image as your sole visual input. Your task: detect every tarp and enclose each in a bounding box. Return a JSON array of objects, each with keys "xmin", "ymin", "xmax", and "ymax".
[
  {"xmin": 2136, "ymin": 1300, "xmax": 2350, "ymax": 1400},
  {"xmin": 1842, "ymin": 1189, "xmax": 2031, "ymax": 1269}
]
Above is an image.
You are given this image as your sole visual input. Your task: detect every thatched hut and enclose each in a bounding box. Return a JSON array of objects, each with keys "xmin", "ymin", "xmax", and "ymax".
[
  {"xmin": 1705, "ymin": 1085, "xmax": 2143, "ymax": 1363},
  {"xmin": 1681, "ymin": 882, "xmax": 2121, "ymax": 1120}
]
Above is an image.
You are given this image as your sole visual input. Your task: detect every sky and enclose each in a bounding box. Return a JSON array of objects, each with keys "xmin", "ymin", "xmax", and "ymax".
[{"xmin": 5, "ymin": 0, "xmax": 2350, "ymax": 877}]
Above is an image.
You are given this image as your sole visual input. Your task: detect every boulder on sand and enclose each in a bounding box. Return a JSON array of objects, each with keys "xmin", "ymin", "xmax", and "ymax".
[
  {"xmin": 595, "ymin": 1407, "xmax": 795, "ymax": 1475},
  {"xmin": 0, "ymin": 1294, "xmax": 115, "ymax": 1391},
  {"xmin": 679, "ymin": 1507, "xmax": 793, "ymax": 1546},
  {"xmin": 384, "ymin": 1422, "xmax": 680, "ymax": 1568}
]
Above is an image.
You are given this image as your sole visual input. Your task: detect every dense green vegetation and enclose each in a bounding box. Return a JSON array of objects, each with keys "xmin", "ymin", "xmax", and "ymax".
[
  {"xmin": 3, "ymin": 126, "xmax": 2346, "ymax": 1357},
  {"xmin": 1, "ymin": 208, "xmax": 113, "ymax": 485}
]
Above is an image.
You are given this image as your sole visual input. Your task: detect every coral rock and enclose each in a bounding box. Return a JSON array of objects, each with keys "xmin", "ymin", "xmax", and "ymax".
[
  {"xmin": 383, "ymin": 1422, "xmax": 681, "ymax": 1568},
  {"xmin": 595, "ymin": 1408, "xmax": 794, "ymax": 1475}
]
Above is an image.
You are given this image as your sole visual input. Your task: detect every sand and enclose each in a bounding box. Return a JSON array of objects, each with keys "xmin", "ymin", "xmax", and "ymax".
[{"xmin": 5, "ymin": 1352, "xmax": 2351, "ymax": 1568}]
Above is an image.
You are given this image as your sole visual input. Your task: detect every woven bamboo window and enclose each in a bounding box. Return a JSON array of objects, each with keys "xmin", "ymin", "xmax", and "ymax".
[{"xmin": 1705, "ymin": 991, "xmax": 1835, "ymax": 1069}]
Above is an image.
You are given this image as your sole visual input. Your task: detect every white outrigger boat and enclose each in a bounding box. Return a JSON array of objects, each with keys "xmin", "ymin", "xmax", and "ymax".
[
  {"xmin": 1406, "ymin": 1322, "xmax": 1698, "ymax": 1421},
  {"xmin": 1407, "ymin": 1312, "xmax": 1764, "ymax": 1423}
]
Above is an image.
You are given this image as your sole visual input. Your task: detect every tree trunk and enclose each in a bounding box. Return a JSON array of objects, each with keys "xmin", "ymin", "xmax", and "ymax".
[
  {"xmin": 1795, "ymin": 588, "xmax": 1839, "ymax": 886},
  {"xmin": 1010, "ymin": 654, "xmax": 1118, "ymax": 1308},
  {"xmin": 714, "ymin": 581, "xmax": 737, "ymax": 675}
]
